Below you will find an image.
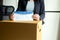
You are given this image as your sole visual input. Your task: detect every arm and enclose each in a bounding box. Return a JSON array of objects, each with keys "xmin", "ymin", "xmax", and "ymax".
[
  {"xmin": 39, "ymin": 0, "xmax": 45, "ymax": 20},
  {"xmin": 34, "ymin": 0, "xmax": 45, "ymax": 20}
]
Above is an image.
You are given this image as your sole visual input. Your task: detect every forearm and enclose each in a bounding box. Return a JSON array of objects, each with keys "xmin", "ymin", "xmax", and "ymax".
[
  {"xmin": 40, "ymin": 13, "xmax": 45, "ymax": 20},
  {"xmin": 34, "ymin": 1, "xmax": 40, "ymax": 14},
  {"xmin": 39, "ymin": 0, "xmax": 45, "ymax": 20},
  {"xmin": 33, "ymin": 0, "xmax": 45, "ymax": 20}
]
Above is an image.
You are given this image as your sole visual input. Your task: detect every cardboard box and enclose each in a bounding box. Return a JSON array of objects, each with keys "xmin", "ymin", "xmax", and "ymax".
[{"xmin": 0, "ymin": 20, "xmax": 42, "ymax": 40}]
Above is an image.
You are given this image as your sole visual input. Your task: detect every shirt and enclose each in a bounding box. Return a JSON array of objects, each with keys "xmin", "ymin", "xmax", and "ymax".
[{"xmin": 26, "ymin": 1, "xmax": 34, "ymax": 11}]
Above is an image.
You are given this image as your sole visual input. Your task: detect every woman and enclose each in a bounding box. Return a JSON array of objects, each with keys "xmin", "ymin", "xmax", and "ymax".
[{"xmin": 16, "ymin": 0, "xmax": 45, "ymax": 21}]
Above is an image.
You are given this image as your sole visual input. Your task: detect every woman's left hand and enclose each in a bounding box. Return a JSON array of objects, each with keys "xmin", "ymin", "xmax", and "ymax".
[{"xmin": 32, "ymin": 14, "xmax": 40, "ymax": 21}]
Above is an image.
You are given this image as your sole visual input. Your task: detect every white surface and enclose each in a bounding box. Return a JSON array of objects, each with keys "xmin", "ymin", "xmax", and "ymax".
[
  {"xmin": 42, "ymin": 13, "xmax": 60, "ymax": 40},
  {"xmin": 14, "ymin": 13, "xmax": 33, "ymax": 21},
  {"xmin": 45, "ymin": 0, "xmax": 60, "ymax": 11}
]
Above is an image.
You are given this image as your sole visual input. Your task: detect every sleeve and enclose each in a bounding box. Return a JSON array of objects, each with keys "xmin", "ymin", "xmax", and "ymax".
[{"xmin": 34, "ymin": 0, "xmax": 45, "ymax": 20}]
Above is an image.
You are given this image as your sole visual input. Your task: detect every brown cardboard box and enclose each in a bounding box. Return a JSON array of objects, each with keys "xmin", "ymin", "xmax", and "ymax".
[{"xmin": 0, "ymin": 20, "xmax": 42, "ymax": 40}]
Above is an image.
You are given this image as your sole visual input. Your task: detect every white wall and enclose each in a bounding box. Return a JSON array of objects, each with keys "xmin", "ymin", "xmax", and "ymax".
[
  {"xmin": 45, "ymin": 0, "xmax": 60, "ymax": 11},
  {"xmin": 42, "ymin": 13, "xmax": 60, "ymax": 40},
  {"xmin": 43, "ymin": 0, "xmax": 60, "ymax": 40}
]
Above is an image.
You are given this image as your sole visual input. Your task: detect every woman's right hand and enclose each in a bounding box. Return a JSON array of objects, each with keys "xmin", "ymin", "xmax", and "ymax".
[
  {"xmin": 32, "ymin": 14, "xmax": 40, "ymax": 21},
  {"xmin": 9, "ymin": 14, "xmax": 14, "ymax": 21}
]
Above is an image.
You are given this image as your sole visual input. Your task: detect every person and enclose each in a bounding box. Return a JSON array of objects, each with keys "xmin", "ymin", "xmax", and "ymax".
[{"xmin": 16, "ymin": 0, "xmax": 45, "ymax": 21}]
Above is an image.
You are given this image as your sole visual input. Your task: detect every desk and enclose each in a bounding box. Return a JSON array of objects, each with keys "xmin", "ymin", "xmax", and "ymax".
[{"xmin": 0, "ymin": 20, "xmax": 42, "ymax": 40}]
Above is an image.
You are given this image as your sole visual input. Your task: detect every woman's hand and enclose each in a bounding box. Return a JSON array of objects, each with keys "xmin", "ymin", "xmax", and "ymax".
[
  {"xmin": 32, "ymin": 14, "xmax": 40, "ymax": 21},
  {"xmin": 9, "ymin": 14, "xmax": 14, "ymax": 20}
]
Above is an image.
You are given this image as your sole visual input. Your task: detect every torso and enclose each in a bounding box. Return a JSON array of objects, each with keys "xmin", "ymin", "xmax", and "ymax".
[{"xmin": 17, "ymin": 0, "xmax": 35, "ymax": 11}]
